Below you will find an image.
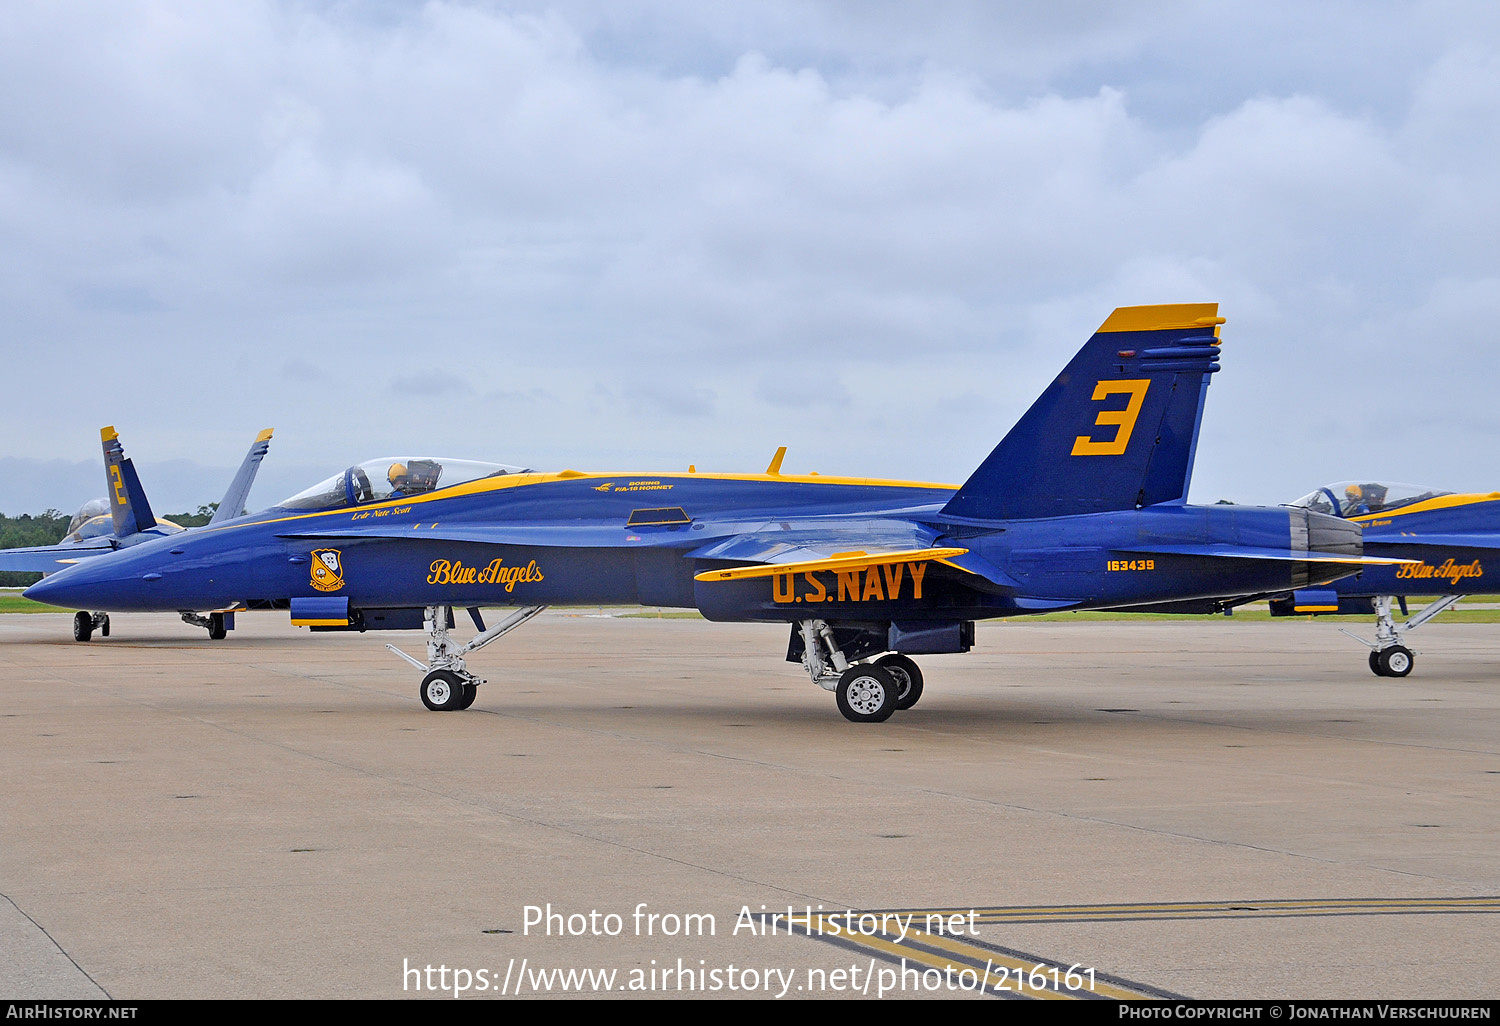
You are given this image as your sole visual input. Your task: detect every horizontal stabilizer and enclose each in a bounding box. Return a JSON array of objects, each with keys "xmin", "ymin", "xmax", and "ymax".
[
  {"xmin": 1014, "ymin": 597, "xmax": 1080, "ymax": 611},
  {"xmin": 0, "ymin": 543, "xmax": 113, "ymax": 573},
  {"xmin": 694, "ymin": 547, "xmax": 968, "ymax": 582},
  {"xmin": 1117, "ymin": 545, "xmax": 1418, "ymax": 566},
  {"xmin": 936, "ymin": 549, "xmax": 1027, "ymax": 592}
]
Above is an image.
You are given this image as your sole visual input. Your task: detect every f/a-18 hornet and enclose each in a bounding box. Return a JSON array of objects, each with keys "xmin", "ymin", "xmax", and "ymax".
[
  {"xmin": 24, "ymin": 304, "xmax": 1404, "ymax": 721},
  {"xmin": 1, "ymin": 426, "xmax": 272, "ymax": 641},
  {"xmin": 1270, "ymin": 481, "xmax": 1499, "ymax": 677}
]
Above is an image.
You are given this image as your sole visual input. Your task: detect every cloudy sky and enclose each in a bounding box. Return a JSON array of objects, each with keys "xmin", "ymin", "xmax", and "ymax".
[{"xmin": 3, "ymin": 1, "xmax": 1498, "ymax": 515}]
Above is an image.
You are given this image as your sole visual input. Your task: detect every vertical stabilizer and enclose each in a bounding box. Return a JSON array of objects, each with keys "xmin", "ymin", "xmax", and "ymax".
[
  {"xmin": 100, "ymin": 426, "xmax": 158, "ymax": 538},
  {"xmin": 942, "ymin": 304, "xmax": 1224, "ymax": 521},
  {"xmin": 210, "ymin": 429, "xmax": 274, "ymax": 525}
]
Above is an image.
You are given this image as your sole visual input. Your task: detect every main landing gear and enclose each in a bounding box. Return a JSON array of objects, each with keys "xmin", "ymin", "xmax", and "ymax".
[
  {"xmin": 387, "ymin": 604, "xmax": 548, "ymax": 711},
  {"xmin": 1343, "ymin": 595, "xmax": 1462, "ymax": 677},
  {"xmin": 72, "ymin": 611, "xmax": 109, "ymax": 642},
  {"xmin": 179, "ymin": 611, "xmax": 230, "ymax": 640},
  {"xmin": 796, "ymin": 619, "xmax": 926, "ymax": 723}
]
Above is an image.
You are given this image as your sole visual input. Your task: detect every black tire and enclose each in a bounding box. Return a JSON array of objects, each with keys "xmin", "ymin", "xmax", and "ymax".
[
  {"xmin": 99, "ymin": 614, "xmax": 110, "ymax": 638},
  {"xmin": 1377, "ymin": 645, "xmax": 1414, "ymax": 678},
  {"xmin": 72, "ymin": 611, "xmax": 93, "ymax": 643},
  {"xmin": 1368, "ymin": 650, "xmax": 1384, "ymax": 676},
  {"xmin": 208, "ymin": 613, "xmax": 227, "ymax": 641},
  {"xmin": 421, "ymin": 670, "xmax": 466, "ymax": 711},
  {"xmin": 835, "ymin": 664, "xmax": 898, "ymax": 723},
  {"xmin": 878, "ymin": 654, "xmax": 924, "ymax": 710},
  {"xmin": 457, "ymin": 682, "xmax": 478, "ymax": 710}
]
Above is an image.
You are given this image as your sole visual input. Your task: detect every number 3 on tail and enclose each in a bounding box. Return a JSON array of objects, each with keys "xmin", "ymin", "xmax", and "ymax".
[{"xmin": 1071, "ymin": 379, "xmax": 1150, "ymax": 456}]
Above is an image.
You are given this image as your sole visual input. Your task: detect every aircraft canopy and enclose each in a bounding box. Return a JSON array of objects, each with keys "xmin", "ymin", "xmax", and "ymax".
[
  {"xmin": 65, "ymin": 498, "xmax": 111, "ymax": 538},
  {"xmin": 1288, "ymin": 481, "xmax": 1453, "ymax": 518},
  {"xmin": 273, "ymin": 458, "xmax": 530, "ymax": 512}
]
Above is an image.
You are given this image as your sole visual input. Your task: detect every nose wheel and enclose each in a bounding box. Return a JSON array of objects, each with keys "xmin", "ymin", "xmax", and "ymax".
[
  {"xmin": 390, "ymin": 605, "xmax": 548, "ymax": 712},
  {"xmin": 1345, "ymin": 595, "xmax": 1455, "ymax": 677},
  {"xmin": 1370, "ymin": 645, "xmax": 1415, "ymax": 677},
  {"xmin": 72, "ymin": 611, "xmax": 110, "ymax": 642},
  {"xmin": 420, "ymin": 669, "xmax": 478, "ymax": 711}
]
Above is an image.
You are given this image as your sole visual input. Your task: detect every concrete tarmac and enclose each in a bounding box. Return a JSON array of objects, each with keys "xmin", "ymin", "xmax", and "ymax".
[{"xmin": 1, "ymin": 610, "xmax": 1497, "ymax": 1000}]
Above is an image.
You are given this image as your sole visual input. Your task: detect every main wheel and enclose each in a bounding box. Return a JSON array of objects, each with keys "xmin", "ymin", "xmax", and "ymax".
[
  {"xmin": 207, "ymin": 613, "xmax": 227, "ymax": 641},
  {"xmin": 878, "ymin": 654, "xmax": 924, "ymax": 710},
  {"xmin": 457, "ymin": 682, "xmax": 478, "ymax": 710},
  {"xmin": 72, "ymin": 611, "xmax": 93, "ymax": 642},
  {"xmin": 835, "ymin": 664, "xmax": 898, "ymax": 723},
  {"xmin": 1368, "ymin": 650, "xmax": 1384, "ymax": 676},
  {"xmin": 99, "ymin": 614, "xmax": 110, "ymax": 638},
  {"xmin": 421, "ymin": 669, "xmax": 466, "ymax": 711},
  {"xmin": 1376, "ymin": 645, "xmax": 1414, "ymax": 678}
]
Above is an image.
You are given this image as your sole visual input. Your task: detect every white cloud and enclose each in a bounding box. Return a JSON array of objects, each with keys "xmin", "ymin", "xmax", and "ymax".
[{"xmin": 1, "ymin": 1, "xmax": 1498, "ymax": 510}]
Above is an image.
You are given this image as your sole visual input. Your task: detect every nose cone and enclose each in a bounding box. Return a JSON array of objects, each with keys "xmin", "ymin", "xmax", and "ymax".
[
  {"xmin": 24, "ymin": 552, "xmax": 162, "ymax": 610},
  {"xmin": 25, "ymin": 561, "xmax": 110, "ymax": 608}
]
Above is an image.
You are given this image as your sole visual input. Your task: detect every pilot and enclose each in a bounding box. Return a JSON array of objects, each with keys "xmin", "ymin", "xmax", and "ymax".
[
  {"xmin": 1343, "ymin": 484, "xmax": 1371, "ymax": 516},
  {"xmin": 388, "ymin": 462, "xmax": 414, "ymax": 496},
  {"xmin": 389, "ymin": 460, "xmax": 441, "ymax": 496}
]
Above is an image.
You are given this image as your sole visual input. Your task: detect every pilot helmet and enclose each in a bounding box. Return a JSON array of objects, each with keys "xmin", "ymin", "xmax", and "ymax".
[
  {"xmin": 1344, "ymin": 484, "xmax": 1364, "ymax": 500},
  {"xmin": 388, "ymin": 462, "xmax": 411, "ymax": 488}
]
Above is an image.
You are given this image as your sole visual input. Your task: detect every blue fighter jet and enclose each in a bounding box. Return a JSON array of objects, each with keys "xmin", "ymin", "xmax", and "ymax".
[
  {"xmin": 23, "ymin": 305, "xmax": 1406, "ymax": 720},
  {"xmin": 1270, "ymin": 481, "xmax": 1500, "ymax": 677},
  {"xmin": 1, "ymin": 426, "xmax": 273, "ymax": 640}
]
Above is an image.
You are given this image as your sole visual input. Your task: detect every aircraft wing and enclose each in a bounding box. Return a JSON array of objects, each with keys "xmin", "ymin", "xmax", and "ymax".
[
  {"xmin": 685, "ymin": 522, "xmax": 1028, "ymax": 590},
  {"xmin": 692, "ymin": 546, "xmax": 970, "ymax": 582},
  {"xmin": 686, "ymin": 520, "xmax": 945, "ymax": 565},
  {"xmin": 210, "ymin": 429, "xmax": 273, "ymax": 525},
  {"xmin": 0, "ymin": 541, "xmax": 114, "ymax": 573}
]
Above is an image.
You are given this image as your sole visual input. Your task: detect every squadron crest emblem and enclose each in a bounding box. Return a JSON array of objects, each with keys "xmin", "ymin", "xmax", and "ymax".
[{"xmin": 310, "ymin": 549, "xmax": 345, "ymax": 592}]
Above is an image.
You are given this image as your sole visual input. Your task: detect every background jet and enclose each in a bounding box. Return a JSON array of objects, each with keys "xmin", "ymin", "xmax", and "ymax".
[
  {"xmin": 1, "ymin": 426, "xmax": 272, "ymax": 640},
  {"xmin": 1271, "ymin": 481, "xmax": 1499, "ymax": 676},
  {"xmin": 23, "ymin": 305, "xmax": 1406, "ymax": 721}
]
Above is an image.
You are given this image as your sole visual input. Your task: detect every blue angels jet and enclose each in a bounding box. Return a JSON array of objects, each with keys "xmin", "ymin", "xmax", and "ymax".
[
  {"xmin": 1, "ymin": 426, "xmax": 273, "ymax": 640},
  {"xmin": 1267, "ymin": 481, "xmax": 1500, "ymax": 677},
  {"xmin": 21, "ymin": 304, "xmax": 1409, "ymax": 721}
]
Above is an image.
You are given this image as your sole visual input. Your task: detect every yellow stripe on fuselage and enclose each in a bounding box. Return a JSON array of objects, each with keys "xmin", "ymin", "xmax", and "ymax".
[
  {"xmin": 193, "ymin": 471, "xmax": 959, "ymax": 537},
  {"xmin": 1350, "ymin": 492, "xmax": 1500, "ymax": 523}
]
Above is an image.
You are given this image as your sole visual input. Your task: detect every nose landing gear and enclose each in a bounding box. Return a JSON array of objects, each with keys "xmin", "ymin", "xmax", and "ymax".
[
  {"xmin": 72, "ymin": 611, "xmax": 110, "ymax": 642},
  {"xmin": 1343, "ymin": 595, "xmax": 1460, "ymax": 676},
  {"xmin": 390, "ymin": 604, "xmax": 547, "ymax": 711}
]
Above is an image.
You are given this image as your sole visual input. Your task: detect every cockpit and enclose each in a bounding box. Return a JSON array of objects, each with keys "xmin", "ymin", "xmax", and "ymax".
[
  {"xmin": 272, "ymin": 458, "xmax": 530, "ymax": 512},
  {"xmin": 64, "ymin": 498, "xmax": 113, "ymax": 543},
  {"xmin": 1288, "ymin": 481, "xmax": 1452, "ymax": 519}
]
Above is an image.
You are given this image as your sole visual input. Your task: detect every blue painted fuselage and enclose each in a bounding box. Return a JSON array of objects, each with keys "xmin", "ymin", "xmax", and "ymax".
[{"xmin": 25, "ymin": 470, "xmax": 1356, "ymax": 631}]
